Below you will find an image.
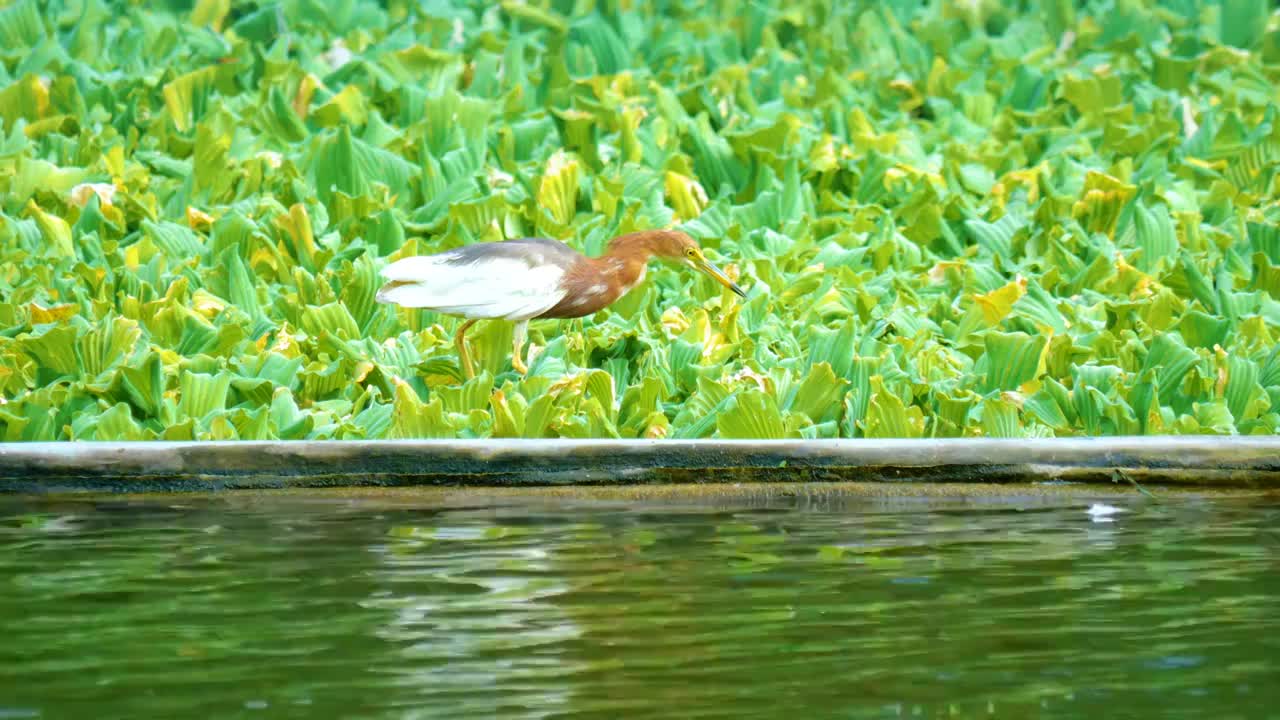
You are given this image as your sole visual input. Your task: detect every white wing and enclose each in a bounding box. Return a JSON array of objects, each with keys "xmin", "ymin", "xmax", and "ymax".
[{"xmin": 376, "ymin": 253, "xmax": 567, "ymax": 320}]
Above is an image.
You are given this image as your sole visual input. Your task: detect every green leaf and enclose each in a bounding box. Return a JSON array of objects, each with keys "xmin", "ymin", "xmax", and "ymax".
[
  {"xmin": 389, "ymin": 380, "xmax": 459, "ymax": 439},
  {"xmin": 841, "ymin": 356, "xmax": 878, "ymax": 437},
  {"xmin": 717, "ymin": 389, "xmax": 789, "ymax": 439},
  {"xmin": 257, "ymin": 85, "xmax": 308, "ymax": 143},
  {"xmin": 567, "ymin": 13, "xmax": 631, "ymax": 76},
  {"xmin": 861, "ymin": 377, "xmax": 925, "ymax": 439},
  {"xmin": 1131, "ymin": 200, "xmax": 1177, "ymax": 273},
  {"xmin": 522, "ymin": 393, "xmax": 559, "ymax": 438},
  {"xmin": 981, "ymin": 331, "xmax": 1047, "ymax": 393},
  {"xmin": 301, "ymin": 302, "xmax": 361, "ymax": 341},
  {"xmin": 163, "ymin": 66, "xmax": 224, "ymax": 133},
  {"xmin": 1188, "ymin": 400, "xmax": 1236, "ymax": 435},
  {"xmin": 193, "ymin": 123, "xmax": 232, "ymax": 199},
  {"xmin": 805, "ymin": 319, "xmax": 858, "ymax": 380},
  {"xmin": 980, "ymin": 395, "xmax": 1023, "ymax": 438},
  {"xmin": 672, "ymin": 376, "xmax": 731, "ymax": 439},
  {"xmin": 312, "ymin": 125, "xmax": 416, "ymax": 210},
  {"xmin": 1218, "ymin": 0, "xmax": 1268, "ymax": 48},
  {"xmin": 500, "ymin": 1, "xmax": 568, "ymax": 35},
  {"xmin": 1140, "ymin": 333, "xmax": 1199, "ymax": 406},
  {"xmin": 786, "ymin": 362, "xmax": 849, "ymax": 424},
  {"xmin": 584, "ymin": 369, "xmax": 617, "ymax": 421},
  {"xmin": 178, "ymin": 371, "xmax": 232, "ymax": 421},
  {"xmin": 436, "ymin": 371, "xmax": 494, "ymax": 415},
  {"xmin": 1023, "ymin": 385, "xmax": 1071, "ymax": 431},
  {"xmin": 1224, "ymin": 354, "xmax": 1270, "ymax": 423},
  {"xmin": 143, "ymin": 220, "xmax": 205, "ymax": 259},
  {"xmin": 77, "ymin": 317, "xmax": 142, "ymax": 382},
  {"xmin": 269, "ymin": 387, "xmax": 314, "ymax": 439},
  {"xmin": 1070, "ymin": 365, "xmax": 1136, "ymax": 436},
  {"xmin": 1178, "ymin": 311, "xmax": 1230, "ymax": 349},
  {"xmin": 0, "ymin": 0, "xmax": 44, "ymax": 51},
  {"xmin": 118, "ymin": 353, "xmax": 166, "ymax": 419},
  {"xmin": 91, "ymin": 402, "xmax": 154, "ymax": 441},
  {"xmin": 20, "ymin": 323, "xmax": 80, "ymax": 380}
]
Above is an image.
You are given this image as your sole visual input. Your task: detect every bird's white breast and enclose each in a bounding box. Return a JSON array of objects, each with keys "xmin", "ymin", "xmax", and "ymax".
[
  {"xmin": 619, "ymin": 265, "xmax": 646, "ymax": 294},
  {"xmin": 376, "ymin": 254, "xmax": 568, "ymax": 321}
]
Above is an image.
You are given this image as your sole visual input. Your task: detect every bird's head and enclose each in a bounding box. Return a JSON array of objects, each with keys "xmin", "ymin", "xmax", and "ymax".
[{"xmin": 650, "ymin": 230, "xmax": 747, "ymax": 299}]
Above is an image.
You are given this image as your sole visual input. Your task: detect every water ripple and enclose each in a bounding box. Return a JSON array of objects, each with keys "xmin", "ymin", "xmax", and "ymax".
[{"xmin": 0, "ymin": 491, "xmax": 1276, "ymax": 718}]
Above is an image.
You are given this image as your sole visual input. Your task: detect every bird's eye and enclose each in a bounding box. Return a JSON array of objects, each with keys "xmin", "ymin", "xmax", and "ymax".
[{"xmin": 685, "ymin": 248, "xmax": 698, "ymax": 258}]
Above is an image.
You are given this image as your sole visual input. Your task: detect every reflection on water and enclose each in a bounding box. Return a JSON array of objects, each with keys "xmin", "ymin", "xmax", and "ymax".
[
  {"xmin": 0, "ymin": 488, "xmax": 1277, "ymax": 718},
  {"xmin": 369, "ymin": 521, "xmax": 581, "ymax": 718}
]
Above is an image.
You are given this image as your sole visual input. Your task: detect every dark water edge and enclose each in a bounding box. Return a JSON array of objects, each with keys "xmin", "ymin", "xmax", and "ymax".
[
  {"xmin": 5, "ymin": 438, "xmax": 1280, "ymax": 493},
  {"xmin": 2, "ymin": 485, "xmax": 1277, "ymax": 719}
]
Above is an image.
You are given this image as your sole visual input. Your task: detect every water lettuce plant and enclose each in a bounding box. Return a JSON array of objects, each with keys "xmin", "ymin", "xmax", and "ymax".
[{"xmin": 2, "ymin": 0, "xmax": 1279, "ymax": 440}]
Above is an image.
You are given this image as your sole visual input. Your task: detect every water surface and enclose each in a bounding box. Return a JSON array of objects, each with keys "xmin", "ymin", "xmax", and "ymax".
[{"xmin": 1, "ymin": 485, "xmax": 1277, "ymax": 719}]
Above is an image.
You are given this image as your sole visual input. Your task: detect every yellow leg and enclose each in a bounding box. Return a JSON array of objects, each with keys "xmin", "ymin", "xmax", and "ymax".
[
  {"xmin": 511, "ymin": 320, "xmax": 529, "ymax": 375},
  {"xmin": 454, "ymin": 318, "xmax": 478, "ymax": 380}
]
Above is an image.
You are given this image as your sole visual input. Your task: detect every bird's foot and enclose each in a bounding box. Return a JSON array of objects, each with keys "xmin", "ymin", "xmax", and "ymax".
[
  {"xmin": 511, "ymin": 355, "xmax": 529, "ymax": 375},
  {"xmin": 454, "ymin": 319, "xmax": 478, "ymax": 381}
]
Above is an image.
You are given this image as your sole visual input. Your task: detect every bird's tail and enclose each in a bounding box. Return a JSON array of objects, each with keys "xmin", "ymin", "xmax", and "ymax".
[{"xmin": 375, "ymin": 280, "xmax": 416, "ymax": 304}]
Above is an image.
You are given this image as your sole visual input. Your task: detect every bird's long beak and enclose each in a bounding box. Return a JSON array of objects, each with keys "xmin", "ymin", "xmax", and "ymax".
[{"xmin": 696, "ymin": 258, "xmax": 747, "ymax": 299}]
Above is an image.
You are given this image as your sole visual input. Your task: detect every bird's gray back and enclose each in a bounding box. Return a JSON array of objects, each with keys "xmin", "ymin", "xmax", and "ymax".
[{"xmin": 441, "ymin": 238, "xmax": 585, "ymax": 270}]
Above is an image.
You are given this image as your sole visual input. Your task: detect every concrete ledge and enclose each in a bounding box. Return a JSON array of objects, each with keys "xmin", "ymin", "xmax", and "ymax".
[{"xmin": 2, "ymin": 437, "xmax": 1278, "ymax": 492}]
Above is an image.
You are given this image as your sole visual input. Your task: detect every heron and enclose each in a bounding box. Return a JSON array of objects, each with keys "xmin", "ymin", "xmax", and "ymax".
[{"xmin": 375, "ymin": 229, "xmax": 747, "ymax": 378}]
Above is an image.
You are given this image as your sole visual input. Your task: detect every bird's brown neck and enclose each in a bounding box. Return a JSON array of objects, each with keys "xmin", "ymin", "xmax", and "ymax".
[
  {"xmin": 603, "ymin": 230, "xmax": 675, "ymax": 259},
  {"xmin": 536, "ymin": 231, "xmax": 675, "ymax": 319},
  {"xmin": 596, "ymin": 232, "xmax": 663, "ymax": 288}
]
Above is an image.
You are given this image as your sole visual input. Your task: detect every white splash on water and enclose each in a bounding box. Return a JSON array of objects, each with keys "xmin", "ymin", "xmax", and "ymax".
[{"xmin": 1086, "ymin": 503, "xmax": 1127, "ymax": 523}]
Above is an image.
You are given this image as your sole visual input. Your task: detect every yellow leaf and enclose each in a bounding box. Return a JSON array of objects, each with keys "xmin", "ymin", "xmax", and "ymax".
[
  {"xmin": 104, "ymin": 145, "xmax": 125, "ymax": 180},
  {"xmin": 311, "ymin": 85, "xmax": 369, "ymax": 127},
  {"xmin": 25, "ymin": 200, "xmax": 73, "ymax": 258},
  {"xmin": 925, "ymin": 56, "xmax": 951, "ymax": 96},
  {"xmin": 250, "ymin": 246, "xmax": 281, "ymax": 276},
  {"xmin": 974, "ymin": 277, "xmax": 1027, "ymax": 325},
  {"xmin": 642, "ymin": 412, "xmax": 670, "ymax": 439},
  {"xmin": 1071, "ymin": 170, "xmax": 1137, "ymax": 237},
  {"xmin": 680, "ymin": 309, "xmax": 731, "ymax": 360},
  {"xmin": 267, "ymin": 325, "xmax": 303, "ymax": 357},
  {"xmin": 186, "ymin": 206, "xmax": 214, "ymax": 229},
  {"xmin": 663, "ymin": 171, "xmax": 708, "ymax": 221},
  {"xmin": 536, "ymin": 150, "xmax": 581, "ymax": 227},
  {"xmin": 847, "ymin": 108, "xmax": 897, "ymax": 153},
  {"xmin": 163, "ymin": 66, "xmax": 222, "ymax": 132},
  {"xmin": 28, "ymin": 302, "xmax": 78, "ymax": 324},
  {"xmin": 0, "ymin": 75, "xmax": 50, "ymax": 128},
  {"xmin": 353, "ymin": 361, "xmax": 375, "ymax": 383},
  {"xmin": 23, "ymin": 115, "xmax": 77, "ymax": 139},
  {"xmin": 490, "ymin": 389, "xmax": 521, "ymax": 438},
  {"xmin": 69, "ymin": 183, "xmax": 116, "ymax": 208},
  {"xmin": 191, "ymin": 0, "xmax": 231, "ymax": 30},
  {"xmin": 661, "ymin": 305, "xmax": 690, "ymax": 335},
  {"xmin": 888, "ymin": 77, "xmax": 923, "ymax": 112},
  {"xmin": 990, "ymin": 165, "xmax": 1044, "ymax": 211},
  {"xmin": 809, "ymin": 133, "xmax": 839, "ymax": 173},
  {"xmin": 619, "ymin": 106, "xmax": 645, "ymax": 164},
  {"xmin": 294, "ymin": 74, "xmax": 319, "ymax": 119},
  {"xmin": 191, "ymin": 289, "xmax": 226, "ymax": 317},
  {"xmin": 273, "ymin": 203, "xmax": 318, "ymax": 267}
]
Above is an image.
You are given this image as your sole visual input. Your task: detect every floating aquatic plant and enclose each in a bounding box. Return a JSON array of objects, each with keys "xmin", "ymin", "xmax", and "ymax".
[{"xmin": 1, "ymin": 0, "xmax": 1279, "ymax": 440}]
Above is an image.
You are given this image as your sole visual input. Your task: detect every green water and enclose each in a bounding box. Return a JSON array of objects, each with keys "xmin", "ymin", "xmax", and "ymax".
[{"xmin": 1, "ymin": 487, "xmax": 1277, "ymax": 719}]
